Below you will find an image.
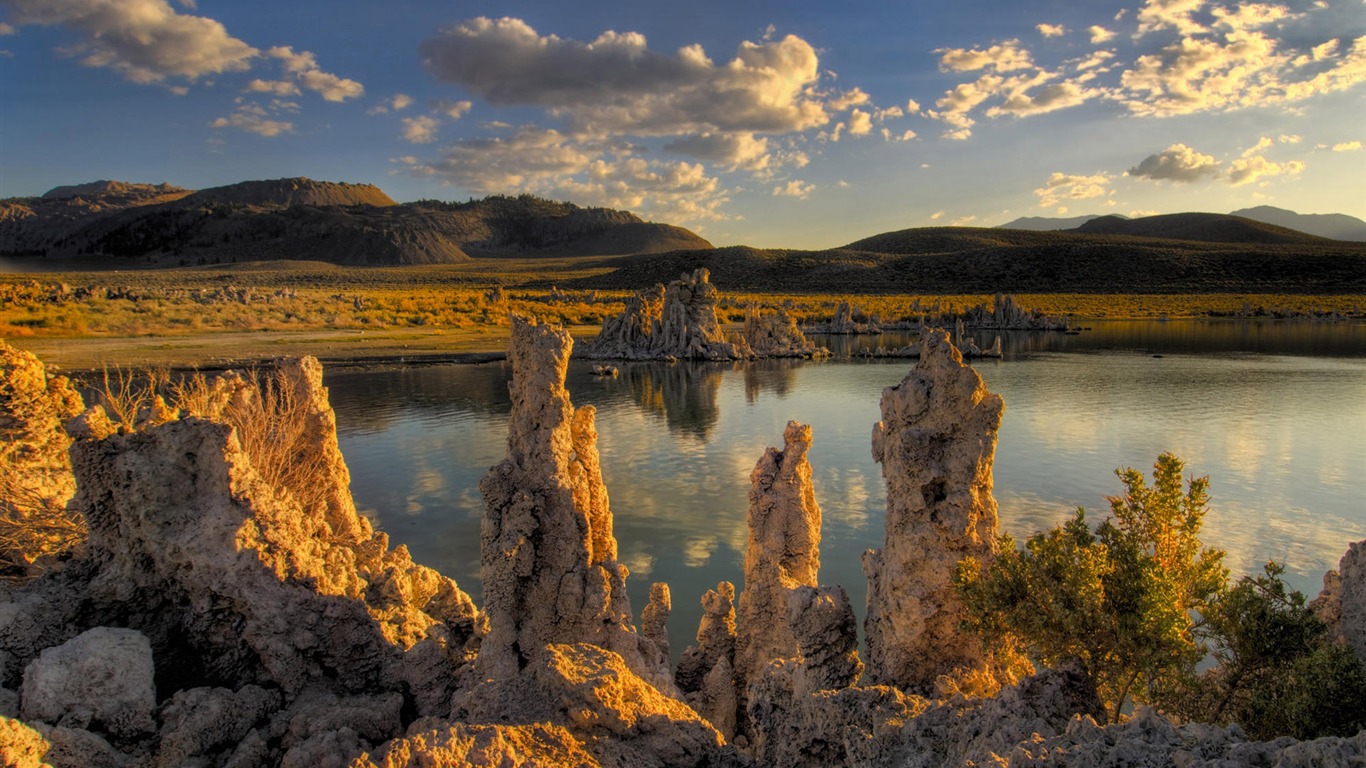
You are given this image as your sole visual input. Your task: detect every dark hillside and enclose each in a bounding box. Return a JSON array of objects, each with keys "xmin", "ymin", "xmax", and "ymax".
[{"xmin": 1073, "ymin": 213, "xmax": 1331, "ymax": 245}]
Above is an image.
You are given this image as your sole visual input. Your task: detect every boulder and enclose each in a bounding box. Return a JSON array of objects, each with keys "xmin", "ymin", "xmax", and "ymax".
[
  {"xmin": 19, "ymin": 627, "xmax": 155, "ymax": 742},
  {"xmin": 862, "ymin": 328, "xmax": 1004, "ymax": 693}
]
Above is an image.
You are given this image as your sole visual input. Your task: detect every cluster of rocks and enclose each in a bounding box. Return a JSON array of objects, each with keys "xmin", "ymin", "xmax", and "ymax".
[
  {"xmin": 580, "ymin": 269, "xmax": 824, "ymax": 361},
  {"xmin": 1, "ymin": 325, "xmax": 1364, "ymax": 767},
  {"xmin": 0, "ymin": 282, "xmax": 307, "ymax": 308},
  {"xmin": 805, "ymin": 295, "xmax": 1068, "ymax": 337}
]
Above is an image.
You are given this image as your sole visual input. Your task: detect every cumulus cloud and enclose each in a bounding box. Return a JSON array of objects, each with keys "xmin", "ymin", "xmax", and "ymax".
[
  {"xmin": 1136, "ymin": 0, "xmax": 1209, "ymax": 36},
  {"xmin": 1089, "ymin": 25, "xmax": 1116, "ymax": 44},
  {"xmin": 2, "ymin": 0, "xmax": 257, "ymax": 83},
  {"xmin": 1127, "ymin": 143, "xmax": 1221, "ymax": 181},
  {"xmin": 267, "ymin": 46, "xmax": 364, "ymax": 102},
  {"xmin": 1332, "ymin": 140, "xmax": 1363, "ymax": 152},
  {"xmin": 399, "ymin": 126, "xmax": 733, "ymax": 226},
  {"xmin": 1038, "ymin": 23, "xmax": 1068, "ymax": 38},
  {"xmin": 664, "ymin": 132, "xmax": 771, "ymax": 170},
  {"xmin": 210, "ymin": 104, "xmax": 293, "ymax": 137},
  {"xmin": 936, "ymin": 39, "xmax": 1033, "ymax": 72},
  {"xmin": 435, "ymin": 99, "xmax": 472, "ymax": 119},
  {"xmin": 772, "ymin": 179, "xmax": 815, "ymax": 198},
  {"xmin": 985, "ymin": 78, "xmax": 1096, "ymax": 118},
  {"xmin": 1034, "ymin": 171, "xmax": 1112, "ymax": 207},
  {"xmin": 246, "ymin": 79, "xmax": 299, "ymax": 97},
  {"xmin": 402, "ymin": 115, "xmax": 440, "ymax": 144},
  {"xmin": 419, "ymin": 18, "xmax": 829, "ymax": 136},
  {"xmin": 847, "ymin": 108, "xmax": 873, "ymax": 136},
  {"xmin": 1227, "ymin": 154, "xmax": 1305, "ymax": 185}
]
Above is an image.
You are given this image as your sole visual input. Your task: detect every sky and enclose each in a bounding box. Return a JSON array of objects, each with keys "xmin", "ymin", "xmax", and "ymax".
[{"xmin": 0, "ymin": 0, "xmax": 1363, "ymax": 249}]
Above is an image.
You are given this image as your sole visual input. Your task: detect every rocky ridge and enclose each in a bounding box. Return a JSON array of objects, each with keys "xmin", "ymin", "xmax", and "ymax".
[
  {"xmin": 0, "ymin": 331, "xmax": 1363, "ymax": 766},
  {"xmin": 0, "ymin": 181, "xmax": 712, "ymax": 265}
]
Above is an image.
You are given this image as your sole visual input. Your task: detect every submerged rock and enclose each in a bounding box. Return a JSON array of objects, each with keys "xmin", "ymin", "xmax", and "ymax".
[{"xmin": 862, "ymin": 328, "xmax": 1005, "ymax": 693}]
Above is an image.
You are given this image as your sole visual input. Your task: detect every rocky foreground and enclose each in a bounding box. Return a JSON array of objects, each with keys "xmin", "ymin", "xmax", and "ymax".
[{"xmin": 0, "ymin": 327, "xmax": 1363, "ymax": 766}]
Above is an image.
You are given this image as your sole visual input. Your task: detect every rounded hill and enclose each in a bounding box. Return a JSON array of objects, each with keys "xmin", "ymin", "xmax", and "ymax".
[
  {"xmin": 1074, "ymin": 213, "xmax": 1330, "ymax": 245},
  {"xmin": 180, "ymin": 178, "xmax": 397, "ymax": 209}
]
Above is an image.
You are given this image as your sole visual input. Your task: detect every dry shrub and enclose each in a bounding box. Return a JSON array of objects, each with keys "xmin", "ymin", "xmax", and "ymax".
[{"xmin": 0, "ymin": 448, "xmax": 86, "ymax": 581}]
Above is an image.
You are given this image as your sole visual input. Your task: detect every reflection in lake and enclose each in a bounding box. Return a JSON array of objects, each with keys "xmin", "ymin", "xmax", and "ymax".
[{"xmin": 327, "ymin": 320, "xmax": 1366, "ymax": 659}]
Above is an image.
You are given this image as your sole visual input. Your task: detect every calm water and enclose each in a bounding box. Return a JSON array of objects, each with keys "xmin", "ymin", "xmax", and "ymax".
[{"xmin": 327, "ymin": 320, "xmax": 1366, "ymax": 657}]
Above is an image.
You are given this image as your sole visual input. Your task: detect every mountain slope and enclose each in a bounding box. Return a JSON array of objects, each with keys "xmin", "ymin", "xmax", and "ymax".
[
  {"xmin": 1073, "ymin": 213, "xmax": 1332, "ymax": 245},
  {"xmin": 0, "ymin": 181, "xmax": 711, "ymax": 265},
  {"xmin": 996, "ymin": 214, "xmax": 1113, "ymax": 231},
  {"xmin": 1230, "ymin": 206, "xmax": 1366, "ymax": 241}
]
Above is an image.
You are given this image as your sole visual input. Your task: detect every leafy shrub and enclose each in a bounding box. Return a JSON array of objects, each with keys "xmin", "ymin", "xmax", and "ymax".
[{"xmin": 956, "ymin": 453, "xmax": 1227, "ymax": 722}]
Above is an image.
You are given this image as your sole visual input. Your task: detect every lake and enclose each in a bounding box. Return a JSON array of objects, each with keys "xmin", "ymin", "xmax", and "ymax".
[{"xmin": 326, "ymin": 319, "xmax": 1366, "ymax": 658}]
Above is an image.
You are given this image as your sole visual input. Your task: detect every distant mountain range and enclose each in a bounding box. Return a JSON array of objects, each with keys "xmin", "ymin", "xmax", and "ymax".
[
  {"xmin": 998, "ymin": 206, "xmax": 1366, "ymax": 241},
  {"xmin": 0, "ymin": 178, "xmax": 711, "ymax": 265}
]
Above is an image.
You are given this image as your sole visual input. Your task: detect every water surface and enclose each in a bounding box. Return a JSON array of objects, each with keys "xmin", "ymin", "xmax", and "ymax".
[{"xmin": 327, "ymin": 319, "xmax": 1366, "ymax": 657}]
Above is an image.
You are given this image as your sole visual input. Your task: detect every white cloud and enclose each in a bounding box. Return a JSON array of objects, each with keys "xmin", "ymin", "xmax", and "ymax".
[
  {"xmin": 772, "ymin": 179, "xmax": 815, "ymax": 198},
  {"xmin": 419, "ymin": 18, "xmax": 831, "ymax": 136},
  {"xmin": 267, "ymin": 46, "xmax": 364, "ymax": 102},
  {"xmin": 950, "ymin": 215, "xmax": 979, "ymax": 226},
  {"xmin": 1089, "ymin": 26, "xmax": 1116, "ymax": 44},
  {"xmin": 402, "ymin": 115, "xmax": 440, "ymax": 144},
  {"xmin": 1127, "ymin": 143, "xmax": 1221, "ymax": 181},
  {"xmin": 1332, "ymin": 140, "xmax": 1363, "ymax": 152},
  {"xmin": 930, "ymin": 210, "xmax": 944, "ymax": 220},
  {"xmin": 210, "ymin": 105, "xmax": 293, "ymax": 137},
  {"xmin": 391, "ymin": 93, "xmax": 413, "ymax": 111},
  {"xmin": 1034, "ymin": 171, "xmax": 1112, "ymax": 207},
  {"xmin": 936, "ymin": 39, "xmax": 1033, "ymax": 72},
  {"xmin": 400, "ymin": 126, "xmax": 734, "ymax": 226},
  {"xmin": 436, "ymin": 99, "xmax": 472, "ymax": 120},
  {"xmin": 1136, "ymin": 0, "xmax": 1209, "ymax": 36},
  {"xmin": 663, "ymin": 132, "xmax": 771, "ymax": 171},
  {"xmin": 1211, "ymin": 4, "xmax": 1294, "ymax": 32},
  {"xmin": 847, "ymin": 108, "xmax": 873, "ymax": 136},
  {"xmin": 1038, "ymin": 24, "xmax": 1068, "ymax": 38},
  {"xmin": 2, "ymin": 0, "xmax": 257, "ymax": 84},
  {"xmin": 1227, "ymin": 154, "xmax": 1305, "ymax": 185},
  {"xmin": 246, "ymin": 79, "xmax": 299, "ymax": 97},
  {"xmin": 906, "ymin": 98, "xmax": 921, "ymax": 113},
  {"xmin": 985, "ymin": 78, "xmax": 1097, "ymax": 118},
  {"xmin": 830, "ymin": 87, "xmax": 871, "ymax": 111}
]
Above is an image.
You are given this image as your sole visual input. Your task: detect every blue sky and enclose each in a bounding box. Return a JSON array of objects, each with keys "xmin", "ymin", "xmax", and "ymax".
[{"xmin": 1, "ymin": 0, "xmax": 1363, "ymax": 248}]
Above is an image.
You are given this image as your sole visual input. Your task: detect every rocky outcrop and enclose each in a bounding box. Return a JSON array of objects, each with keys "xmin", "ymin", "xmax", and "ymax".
[
  {"xmin": 734, "ymin": 422, "xmax": 823, "ymax": 690},
  {"xmin": 354, "ymin": 721, "xmax": 600, "ymax": 767},
  {"xmin": 474, "ymin": 316, "xmax": 669, "ymax": 689},
  {"xmin": 581, "ymin": 269, "xmax": 751, "ymax": 361},
  {"xmin": 862, "ymin": 328, "xmax": 1005, "ymax": 693},
  {"xmin": 676, "ymin": 583, "xmax": 739, "ymax": 738},
  {"xmin": 964, "ymin": 293, "xmax": 1069, "ymax": 331},
  {"xmin": 740, "ymin": 307, "xmax": 826, "ymax": 358},
  {"xmin": 1327, "ymin": 540, "xmax": 1366, "ymax": 666},
  {"xmin": 0, "ymin": 340, "xmax": 85, "ymax": 577},
  {"xmin": 803, "ymin": 301, "xmax": 882, "ymax": 334}
]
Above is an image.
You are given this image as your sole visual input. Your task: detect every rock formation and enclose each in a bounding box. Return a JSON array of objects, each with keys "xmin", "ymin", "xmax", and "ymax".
[
  {"xmin": 473, "ymin": 316, "xmax": 670, "ymax": 689},
  {"xmin": 734, "ymin": 422, "xmax": 823, "ymax": 688},
  {"xmin": 1316, "ymin": 539, "xmax": 1366, "ymax": 666},
  {"xmin": 740, "ymin": 307, "xmax": 826, "ymax": 358},
  {"xmin": 580, "ymin": 269, "xmax": 752, "ymax": 360},
  {"xmin": 862, "ymin": 328, "xmax": 1005, "ymax": 693},
  {"xmin": 675, "ymin": 583, "xmax": 739, "ymax": 739},
  {"xmin": 0, "ymin": 340, "xmax": 85, "ymax": 576}
]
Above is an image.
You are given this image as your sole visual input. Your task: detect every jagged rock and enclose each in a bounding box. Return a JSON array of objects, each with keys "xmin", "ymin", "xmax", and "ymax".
[
  {"xmin": 455, "ymin": 643, "xmax": 732, "ymax": 768},
  {"xmin": 747, "ymin": 670, "xmax": 923, "ymax": 768},
  {"xmin": 676, "ymin": 583, "xmax": 738, "ymax": 728},
  {"xmin": 582, "ymin": 269, "xmax": 751, "ymax": 360},
  {"xmin": 786, "ymin": 586, "xmax": 862, "ymax": 695},
  {"xmin": 476, "ymin": 316, "xmax": 669, "ymax": 689},
  {"xmin": 357, "ymin": 721, "xmax": 601, "ymax": 767},
  {"xmin": 279, "ymin": 727, "xmax": 364, "ymax": 768},
  {"xmin": 29, "ymin": 725, "xmax": 130, "ymax": 768},
  {"xmin": 19, "ymin": 627, "xmax": 156, "ymax": 742},
  {"xmin": 847, "ymin": 664, "xmax": 1104, "ymax": 767},
  {"xmin": 153, "ymin": 685, "xmax": 281, "ymax": 768},
  {"xmin": 735, "ymin": 421, "xmax": 822, "ymax": 693},
  {"xmin": 1337, "ymin": 539, "xmax": 1366, "ymax": 666},
  {"xmin": 863, "ymin": 328, "xmax": 1005, "ymax": 693},
  {"xmin": 1005, "ymin": 706, "xmax": 1366, "ymax": 767},
  {"xmin": 0, "ymin": 715, "xmax": 51, "ymax": 768},
  {"xmin": 741, "ymin": 307, "xmax": 825, "ymax": 358},
  {"xmin": 277, "ymin": 689, "xmax": 403, "ymax": 753},
  {"xmin": 0, "ymin": 688, "xmax": 16, "ymax": 718},
  {"xmin": 0, "ymin": 340, "xmax": 85, "ymax": 577},
  {"xmin": 963, "ymin": 293, "xmax": 1069, "ymax": 331},
  {"xmin": 641, "ymin": 583, "xmax": 673, "ymax": 684}
]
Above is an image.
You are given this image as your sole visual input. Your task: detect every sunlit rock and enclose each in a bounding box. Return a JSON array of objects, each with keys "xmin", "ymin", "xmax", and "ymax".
[
  {"xmin": 740, "ymin": 306, "xmax": 825, "ymax": 358},
  {"xmin": 581, "ymin": 269, "xmax": 751, "ymax": 361},
  {"xmin": 863, "ymin": 328, "xmax": 1004, "ymax": 692},
  {"xmin": 476, "ymin": 316, "xmax": 671, "ymax": 690}
]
